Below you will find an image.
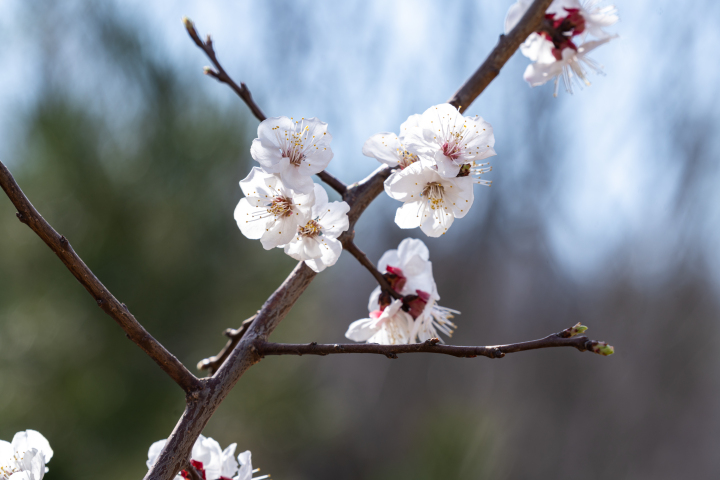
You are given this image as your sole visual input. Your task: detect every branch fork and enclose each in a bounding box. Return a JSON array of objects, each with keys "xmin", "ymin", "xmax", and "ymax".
[{"xmin": 0, "ymin": 3, "xmax": 612, "ymax": 479}]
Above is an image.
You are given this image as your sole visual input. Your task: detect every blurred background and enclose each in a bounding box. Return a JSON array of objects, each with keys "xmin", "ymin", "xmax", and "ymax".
[{"xmin": 1, "ymin": 0, "xmax": 719, "ymax": 479}]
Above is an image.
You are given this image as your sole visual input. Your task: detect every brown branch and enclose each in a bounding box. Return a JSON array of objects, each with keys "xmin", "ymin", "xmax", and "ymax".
[
  {"xmin": 342, "ymin": 239, "xmax": 402, "ymax": 300},
  {"xmin": 183, "ymin": 17, "xmax": 347, "ymax": 197},
  {"xmin": 448, "ymin": 0, "xmax": 554, "ymax": 112},
  {"xmin": 317, "ymin": 170, "xmax": 347, "ymax": 196},
  {"xmin": 256, "ymin": 329, "xmax": 614, "ymax": 360},
  {"xmin": 182, "ymin": 17, "xmax": 266, "ymax": 122},
  {"xmin": 0, "ymin": 161, "xmax": 202, "ymax": 393},
  {"xmin": 196, "ymin": 315, "xmax": 256, "ymax": 374}
]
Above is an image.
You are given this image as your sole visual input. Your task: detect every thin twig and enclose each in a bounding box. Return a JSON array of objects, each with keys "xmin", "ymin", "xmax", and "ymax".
[
  {"xmin": 183, "ymin": 17, "xmax": 266, "ymax": 122},
  {"xmin": 197, "ymin": 315, "xmax": 256, "ymax": 374},
  {"xmin": 448, "ymin": 0, "xmax": 554, "ymax": 112},
  {"xmin": 0, "ymin": 161, "xmax": 202, "ymax": 393},
  {"xmin": 342, "ymin": 239, "xmax": 402, "ymax": 300},
  {"xmin": 256, "ymin": 330, "xmax": 614, "ymax": 360},
  {"xmin": 183, "ymin": 17, "xmax": 347, "ymax": 197}
]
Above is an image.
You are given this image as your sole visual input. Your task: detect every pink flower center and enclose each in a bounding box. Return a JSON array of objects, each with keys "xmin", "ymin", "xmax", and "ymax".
[
  {"xmin": 402, "ymin": 290, "xmax": 431, "ymax": 319},
  {"xmin": 540, "ymin": 8, "xmax": 586, "ymax": 60},
  {"xmin": 385, "ymin": 265, "xmax": 407, "ymax": 292},
  {"xmin": 442, "ymin": 142, "xmax": 462, "ymax": 160}
]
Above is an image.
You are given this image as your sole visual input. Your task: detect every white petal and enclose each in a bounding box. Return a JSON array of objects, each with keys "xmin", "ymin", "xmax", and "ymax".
[
  {"xmin": 398, "ymin": 114, "xmax": 422, "ymax": 135},
  {"xmin": 257, "ymin": 116, "xmax": 295, "ymax": 146},
  {"xmin": 235, "ymin": 450, "xmax": 253, "ymax": 480},
  {"xmin": 11, "ymin": 431, "xmax": 53, "ymax": 464},
  {"xmin": 420, "ymin": 206, "xmax": 455, "ymax": 237},
  {"xmin": 235, "ymin": 199, "xmax": 270, "ymax": 241},
  {"xmin": 311, "ymin": 183, "xmax": 329, "ymax": 215},
  {"xmin": 279, "ymin": 162, "xmax": 315, "ymax": 194},
  {"xmin": 504, "ymin": 0, "xmax": 533, "ymax": 33},
  {"xmin": 433, "ymin": 150, "xmax": 461, "ymax": 178},
  {"xmin": 260, "ymin": 214, "xmax": 296, "ymax": 249},
  {"xmin": 250, "ymin": 137, "xmax": 283, "ymax": 169},
  {"xmin": 383, "ymin": 162, "xmax": 428, "ymax": 201},
  {"xmin": 397, "ymin": 238, "xmax": 430, "ymax": 264},
  {"xmin": 221, "ymin": 443, "xmax": 239, "ymax": 478},
  {"xmin": 362, "ymin": 133, "xmax": 403, "ymax": 166},
  {"xmin": 394, "ymin": 201, "xmax": 423, "ymax": 229},
  {"xmin": 318, "ymin": 201, "xmax": 350, "ymax": 238},
  {"xmin": 345, "ymin": 318, "xmax": 381, "ymax": 342}
]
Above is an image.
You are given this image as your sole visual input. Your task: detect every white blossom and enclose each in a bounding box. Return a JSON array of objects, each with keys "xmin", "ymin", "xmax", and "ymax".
[
  {"xmin": 524, "ymin": 37, "xmax": 616, "ymax": 96},
  {"xmin": 361, "ymin": 114, "xmax": 422, "ymax": 169},
  {"xmin": 147, "ymin": 435, "xmax": 224, "ymax": 480},
  {"xmin": 250, "ymin": 116, "xmax": 333, "ymax": 193},
  {"xmin": 346, "ymin": 239, "xmax": 459, "ymax": 345},
  {"xmin": 0, "ymin": 430, "xmax": 53, "ymax": 480},
  {"xmin": 234, "ymin": 167, "xmax": 314, "ymax": 250},
  {"xmin": 345, "ymin": 298, "xmax": 414, "ymax": 345},
  {"xmin": 234, "ymin": 450, "xmax": 269, "ymax": 480},
  {"xmin": 402, "ymin": 103, "xmax": 495, "ymax": 180},
  {"xmin": 505, "ymin": 0, "xmax": 618, "ymax": 95},
  {"xmin": 505, "ymin": 0, "xmax": 617, "ymax": 40},
  {"xmin": 283, "ymin": 183, "xmax": 349, "ymax": 272},
  {"xmin": 384, "ymin": 161, "xmax": 474, "ymax": 237}
]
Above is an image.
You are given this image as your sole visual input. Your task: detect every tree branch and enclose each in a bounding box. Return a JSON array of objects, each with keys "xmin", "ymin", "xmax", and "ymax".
[
  {"xmin": 255, "ymin": 328, "xmax": 614, "ymax": 360},
  {"xmin": 196, "ymin": 315, "xmax": 256, "ymax": 374},
  {"xmin": 182, "ymin": 17, "xmax": 266, "ymax": 122},
  {"xmin": 183, "ymin": 17, "xmax": 347, "ymax": 197},
  {"xmin": 342, "ymin": 239, "xmax": 402, "ymax": 300},
  {"xmin": 448, "ymin": 0, "xmax": 554, "ymax": 112},
  {"xmin": 0, "ymin": 161, "xmax": 202, "ymax": 393}
]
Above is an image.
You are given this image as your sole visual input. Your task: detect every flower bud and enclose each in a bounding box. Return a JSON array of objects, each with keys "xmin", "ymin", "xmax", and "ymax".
[
  {"xmin": 590, "ymin": 341, "xmax": 614, "ymax": 356},
  {"xmin": 569, "ymin": 322, "xmax": 588, "ymax": 337}
]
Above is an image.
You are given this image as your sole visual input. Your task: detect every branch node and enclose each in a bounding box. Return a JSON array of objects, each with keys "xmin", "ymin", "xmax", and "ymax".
[
  {"xmin": 385, "ymin": 353, "xmax": 399, "ymax": 359},
  {"xmin": 490, "ymin": 347, "xmax": 505, "ymax": 359},
  {"xmin": 425, "ymin": 337, "xmax": 441, "ymax": 346},
  {"xmin": 15, "ymin": 212, "xmax": 27, "ymax": 224}
]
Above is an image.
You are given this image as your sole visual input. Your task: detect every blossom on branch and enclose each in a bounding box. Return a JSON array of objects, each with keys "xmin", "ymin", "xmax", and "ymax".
[
  {"xmin": 505, "ymin": 0, "xmax": 618, "ymax": 95},
  {"xmin": 234, "ymin": 167, "xmax": 314, "ymax": 250},
  {"xmin": 384, "ymin": 161, "xmax": 474, "ymax": 237},
  {"xmin": 402, "ymin": 103, "xmax": 495, "ymax": 180},
  {"xmin": 250, "ymin": 116, "xmax": 333, "ymax": 193},
  {"xmin": 147, "ymin": 436, "xmax": 267, "ymax": 480},
  {"xmin": 346, "ymin": 238, "xmax": 459, "ymax": 345},
  {"xmin": 0, "ymin": 430, "xmax": 53, "ymax": 480},
  {"xmin": 361, "ymin": 114, "xmax": 422, "ymax": 170},
  {"xmin": 283, "ymin": 183, "xmax": 349, "ymax": 272}
]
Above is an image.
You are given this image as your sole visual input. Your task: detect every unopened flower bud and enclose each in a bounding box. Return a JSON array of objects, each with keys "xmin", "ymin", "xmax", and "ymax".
[
  {"xmin": 591, "ymin": 342, "xmax": 614, "ymax": 356},
  {"xmin": 569, "ymin": 322, "xmax": 588, "ymax": 337},
  {"xmin": 182, "ymin": 16, "xmax": 195, "ymax": 33}
]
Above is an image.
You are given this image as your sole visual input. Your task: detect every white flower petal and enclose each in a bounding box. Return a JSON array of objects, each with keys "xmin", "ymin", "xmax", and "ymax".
[
  {"xmin": 318, "ymin": 201, "xmax": 350, "ymax": 238},
  {"xmin": 250, "ymin": 138, "xmax": 283, "ymax": 169},
  {"xmin": 362, "ymin": 133, "xmax": 403, "ymax": 166}
]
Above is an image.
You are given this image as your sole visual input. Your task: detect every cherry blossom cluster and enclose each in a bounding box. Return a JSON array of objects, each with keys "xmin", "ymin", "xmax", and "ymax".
[
  {"xmin": 147, "ymin": 436, "xmax": 267, "ymax": 480},
  {"xmin": 364, "ymin": 103, "xmax": 496, "ymax": 237},
  {"xmin": 0, "ymin": 430, "xmax": 53, "ymax": 480},
  {"xmin": 346, "ymin": 238, "xmax": 459, "ymax": 345},
  {"xmin": 235, "ymin": 117, "xmax": 350, "ymax": 273},
  {"xmin": 505, "ymin": 0, "xmax": 618, "ymax": 95}
]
